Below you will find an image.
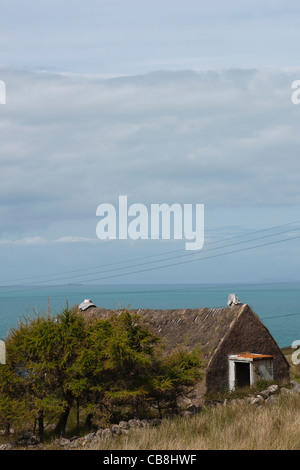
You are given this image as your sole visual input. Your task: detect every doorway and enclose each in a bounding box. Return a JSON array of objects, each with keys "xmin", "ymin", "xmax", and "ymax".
[{"xmin": 235, "ymin": 361, "xmax": 250, "ymax": 388}]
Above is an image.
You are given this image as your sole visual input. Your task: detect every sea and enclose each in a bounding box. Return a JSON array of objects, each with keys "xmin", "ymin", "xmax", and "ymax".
[{"xmin": 1, "ymin": 282, "xmax": 300, "ymax": 347}]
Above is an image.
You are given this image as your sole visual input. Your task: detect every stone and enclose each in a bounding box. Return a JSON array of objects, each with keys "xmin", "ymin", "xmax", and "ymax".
[
  {"xmin": 265, "ymin": 395, "xmax": 279, "ymax": 404},
  {"xmin": 256, "ymin": 394, "xmax": 264, "ymax": 402},
  {"xmin": 141, "ymin": 419, "xmax": 150, "ymax": 428},
  {"xmin": 102, "ymin": 428, "xmax": 112, "ymax": 438},
  {"xmin": 118, "ymin": 421, "xmax": 130, "ymax": 430},
  {"xmin": 249, "ymin": 396, "xmax": 263, "ymax": 406},
  {"xmin": 16, "ymin": 432, "xmax": 41, "ymax": 447},
  {"xmin": 259, "ymin": 389, "xmax": 271, "ymax": 399},
  {"xmin": 69, "ymin": 440, "xmax": 80, "ymax": 448},
  {"xmin": 84, "ymin": 432, "xmax": 96, "ymax": 442},
  {"xmin": 267, "ymin": 384, "xmax": 279, "ymax": 394},
  {"xmin": 111, "ymin": 424, "xmax": 122, "ymax": 435},
  {"xmin": 128, "ymin": 419, "xmax": 143, "ymax": 428},
  {"xmin": 187, "ymin": 405, "xmax": 201, "ymax": 414},
  {"xmin": 280, "ymin": 387, "xmax": 291, "ymax": 395},
  {"xmin": 56, "ymin": 438, "xmax": 70, "ymax": 447},
  {"xmin": 291, "ymin": 380, "xmax": 300, "ymax": 393},
  {"xmin": 0, "ymin": 442, "xmax": 15, "ymax": 450},
  {"xmin": 149, "ymin": 418, "xmax": 162, "ymax": 426}
]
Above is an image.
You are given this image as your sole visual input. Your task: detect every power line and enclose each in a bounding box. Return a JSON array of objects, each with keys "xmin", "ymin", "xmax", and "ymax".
[
  {"xmin": 3, "ymin": 231, "xmax": 300, "ymax": 295},
  {"xmin": 2, "ymin": 219, "xmax": 300, "ymax": 285},
  {"xmin": 261, "ymin": 311, "xmax": 300, "ymax": 320},
  {"xmin": 2, "ymin": 222, "xmax": 300, "ymax": 288},
  {"xmin": 77, "ymin": 233, "xmax": 300, "ymax": 284}
]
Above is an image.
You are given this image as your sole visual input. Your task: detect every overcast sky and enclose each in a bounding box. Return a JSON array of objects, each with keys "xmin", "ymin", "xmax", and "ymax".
[{"xmin": 1, "ymin": 0, "xmax": 300, "ymax": 286}]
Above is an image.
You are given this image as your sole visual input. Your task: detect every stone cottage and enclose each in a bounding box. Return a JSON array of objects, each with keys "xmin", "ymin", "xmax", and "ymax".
[{"xmin": 77, "ymin": 299, "xmax": 290, "ymax": 399}]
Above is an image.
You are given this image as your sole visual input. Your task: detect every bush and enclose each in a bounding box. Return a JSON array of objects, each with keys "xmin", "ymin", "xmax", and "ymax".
[{"xmin": 1, "ymin": 305, "xmax": 203, "ymax": 439}]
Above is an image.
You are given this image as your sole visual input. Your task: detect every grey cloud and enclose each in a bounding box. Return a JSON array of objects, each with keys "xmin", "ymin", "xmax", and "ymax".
[{"xmin": 0, "ymin": 66, "xmax": 299, "ymax": 237}]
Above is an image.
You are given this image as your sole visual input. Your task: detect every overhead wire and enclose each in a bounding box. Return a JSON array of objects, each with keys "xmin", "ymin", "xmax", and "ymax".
[
  {"xmin": 2, "ymin": 229, "xmax": 300, "ymax": 295},
  {"xmin": 2, "ymin": 219, "xmax": 300, "ymax": 286}
]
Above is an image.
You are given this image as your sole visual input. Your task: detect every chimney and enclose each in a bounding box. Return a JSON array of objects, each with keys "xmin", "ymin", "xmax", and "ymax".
[
  {"xmin": 227, "ymin": 293, "xmax": 242, "ymax": 307},
  {"xmin": 78, "ymin": 299, "xmax": 96, "ymax": 311}
]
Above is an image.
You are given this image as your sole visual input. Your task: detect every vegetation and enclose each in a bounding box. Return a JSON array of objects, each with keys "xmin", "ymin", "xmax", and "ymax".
[
  {"xmin": 86, "ymin": 392, "xmax": 300, "ymax": 450},
  {"xmin": 0, "ymin": 304, "xmax": 203, "ymax": 442},
  {"xmin": 1, "ymin": 307, "xmax": 299, "ymax": 450},
  {"xmin": 85, "ymin": 350, "xmax": 300, "ymax": 451}
]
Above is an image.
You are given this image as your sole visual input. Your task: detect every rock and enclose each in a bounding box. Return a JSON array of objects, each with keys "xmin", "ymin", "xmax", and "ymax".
[
  {"xmin": 102, "ymin": 428, "xmax": 112, "ymax": 438},
  {"xmin": 244, "ymin": 396, "xmax": 254, "ymax": 404},
  {"xmin": 84, "ymin": 432, "xmax": 96, "ymax": 442},
  {"xmin": 186, "ymin": 405, "xmax": 199, "ymax": 414},
  {"xmin": 249, "ymin": 396, "xmax": 263, "ymax": 406},
  {"xmin": 111, "ymin": 424, "xmax": 122, "ymax": 435},
  {"xmin": 149, "ymin": 418, "xmax": 162, "ymax": 427},
  {"xmin": 141, "ymin": 419, "xmax": 150, "ymax": 428},
  {"xmin": 280, "ymin": 387, "xmax": 291, "ymax": 395},
  {"xmin": 54, "ymin": 437, "xmax": 70, "ymax": 447},
  {"xmin": 267, "ymin": 384, "xmax": 279, "ymax": 394},
  {"xmin": 16, "ymin": 432, "xmax": 41, "ymax": 447},
  {"xmin": 259, "ymin": 389, "xmax": 271, "ymax": 399},
  {"xmin": 229, "ymin": 398, "xmax": 245, "ymax": 406},
  {"xmin": 265, "ymin": 395, "xmax": 279, "ymax": 404},
  {"xmin": 118, "ymin": 421, "xmax": 130, "ymax": 430},
  {"xmin": 69, "ymin": 440, "xmax": 80, "ymax": 448},
  {"xmin": 0, "ymin": 442, "xmax": 15, "ymax": 450},
  {"xmin": 128, "ymin": 419, "xmax": 143, "ymax": 428},
  {"xmin": 291, "ymin": 380, "xmax": 300, "ymax": 393}
]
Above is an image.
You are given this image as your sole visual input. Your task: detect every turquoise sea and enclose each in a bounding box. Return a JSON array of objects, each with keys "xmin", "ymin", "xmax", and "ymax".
[{"xmin": 1, "ymin": 282, "xmax": 300, "ymax": 347}]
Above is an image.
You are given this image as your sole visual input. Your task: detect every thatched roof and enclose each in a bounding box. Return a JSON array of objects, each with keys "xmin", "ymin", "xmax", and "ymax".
[{"xmin": 77, "ymin": 303, "xmax": 247, "ymax": 359}]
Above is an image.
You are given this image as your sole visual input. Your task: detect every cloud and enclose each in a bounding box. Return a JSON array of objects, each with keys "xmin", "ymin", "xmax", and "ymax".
[
  {"xmin": 0, "ymin": 236, "xmax": 46, "ymax": 246},
  {"xmin": 53, "ymin": 236, "xmax": 97, "ymax": 244},
  {"xmin": 1, "ymin": 1, "xmax": 300, "ymax": 74},
  {"xmin": 0, "ymin": 236, "xmax": 96, "ymax": 245},
  {"xmin": 0, "ymin": 66, "xmax": 299, "ymax": 240}
]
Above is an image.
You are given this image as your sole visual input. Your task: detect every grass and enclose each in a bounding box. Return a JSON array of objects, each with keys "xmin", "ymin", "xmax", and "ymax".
[
  {"xmin": 86, "ymin": 392, "xmax": 300, "ymax": 450},
  {"xmin": 83, "ymin": 350, "xmax": 300, "ymax": 450},
  {"xmin": 3, "ymin": 348, "xmax": 300, "ymax": 450}
]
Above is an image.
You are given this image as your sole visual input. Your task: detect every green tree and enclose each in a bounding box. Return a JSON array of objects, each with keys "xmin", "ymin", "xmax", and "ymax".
[
  {"xmin": 75, "ymin": 310, "xmax": 161, "ymax": 420},
  {"xmin": 102, "ymin": 310, "xmax": 161, "ymax": 418},
  {"xmin": 3, "ymin": 306, "xmax": 204, "ymax": 438},
  {"xmin": 6, "ymin": 305, "xmax": 87, "ymax": 439},
  {"xmin": 0, "ymin": 366, "xmax": 28, "ymax": 435},
  {"xmin": 157, "ymin": 347, "xmax": 203, "ymax": 414}
]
